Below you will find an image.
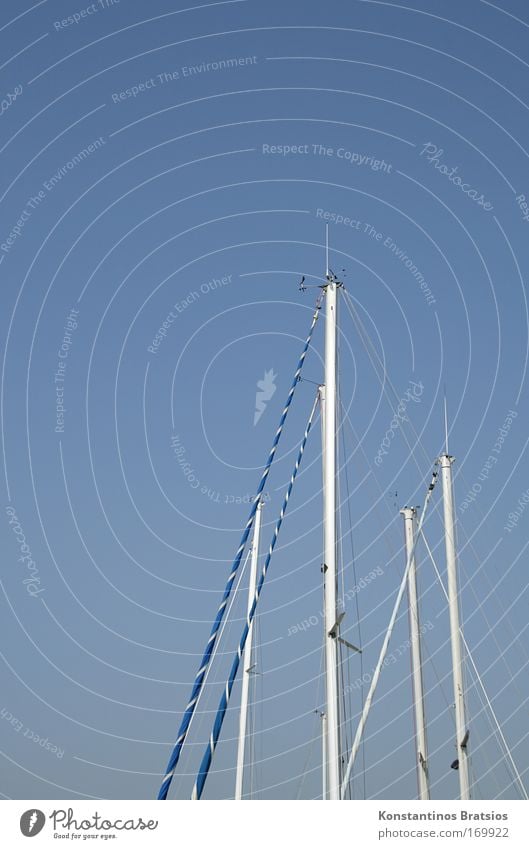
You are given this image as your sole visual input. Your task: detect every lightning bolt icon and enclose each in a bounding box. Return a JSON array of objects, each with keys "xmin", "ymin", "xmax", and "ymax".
[{"xmin": 28, "ymin": 811, "xmax": 37, "ymax": 833}]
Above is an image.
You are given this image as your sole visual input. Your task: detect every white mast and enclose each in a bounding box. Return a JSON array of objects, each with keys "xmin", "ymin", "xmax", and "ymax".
[
  {"xmin": 234, "ymin": 498, "xmax": 263, "ymax": 800},
  {"xmin": 401, "ymin": 506, "xmax": 430, "ymax": 800},
  {"xmin": 439, "ymin": 450, "xmax": 471, "ymax": 799},
  {"xmin": 319, "ymin": 266, "xmax": 341, "ymax": 800}
]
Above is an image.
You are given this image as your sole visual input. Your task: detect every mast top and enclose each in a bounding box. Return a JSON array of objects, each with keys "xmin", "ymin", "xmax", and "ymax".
[
  {"xmin": 444, "ymin": 390, "xmax": 449, "ymax": 456},
  {"xmin": 439, "ymin": 393, "xmax": 454, "ymax": 463},
  {"xmin": 323, "ymin": 225, "xmax": 344, "ymax": 287}
]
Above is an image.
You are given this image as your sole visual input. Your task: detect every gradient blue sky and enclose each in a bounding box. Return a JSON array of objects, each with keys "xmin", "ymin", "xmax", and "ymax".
[{"xmin": 1, "ymin": 0, "xmax": 529, "ymax": 801}]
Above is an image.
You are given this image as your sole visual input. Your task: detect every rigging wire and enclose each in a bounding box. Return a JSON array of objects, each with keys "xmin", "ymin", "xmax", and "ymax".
[
  {"xmin": 338, "ymin": 428, "xmax": 351, "ymax": 800},
  {"xmin": 339, "ymin": 396, "xmax": 367, "ymax": 800},
  {"xmin": 340, "ymin": 466, "xmax": 439, "ymax": 798},
  {"xmin": 341, "ymin": 288, "xmax": 433, "ymax": 479},
  {"xmin": 339, "ymin": 395, "xmax": 429, "ymax": 798},
  {"xmin": 338, "ymin": 392, "xmax": 428, "ymax": 799},
  {"xmin": 465, "ymin": 661, "xmax": 510, "ymax": 801},
  {"xmin": 335, "ymin": 319, "xmax": 359, "ymax": 800},
  {"xmin": 456, "ymin": 534, "xmax": 528, "ymax": 713},
  {"xmin": 333, "ymin": 565, "xmax": 528, "ymax": 800},
  {"xmin": 420, "ymin": 530, "xmax": 528, "ymax": 800},
  {"xmin": 335, "ymin": 323, "xmax": 350, "ymax": 798},
  {"xmin": 334, "ymin": 393, "xmax": 351, "ymax": 798},
  {"xmin": 336, "ymin": 318, "xmax": 453, "ymax": 798},
  {"xmin": 249, "ymin": 613, "xmax": 264, "ymax": 800},
  {"xmin": 296, "ymin": 709, "xmax": 322, "ymax": 800},
  {"xmin": 410, "ymin": 606, "xmax": 454, "ymax": 723},
  {"xmin": 341, "ymin": 286, "xmax": 525, "ymax": 799},
  {"xmin": 338, "ymin": 379, "xmax": 406, "ymax": 569},
  {"xmin": 296, "ymin": 644, "xmax": 325, "ymax": 801},
  {"xmin": 455, "ymin": 468, "xmax": 529, "ymax": 678},
  {"xmin": 349, "ymin": 528, "xmax": 527, "ymax": 798}
]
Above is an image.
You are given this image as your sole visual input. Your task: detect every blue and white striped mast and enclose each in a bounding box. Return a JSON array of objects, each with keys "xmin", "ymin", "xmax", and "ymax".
[
  {"xmin": 191, "ymin": 393, "xmax": 320, "ymax": 800},
  {"xmin": 157, "ymin": 296, "xmax": 322, "ymax": 801}
]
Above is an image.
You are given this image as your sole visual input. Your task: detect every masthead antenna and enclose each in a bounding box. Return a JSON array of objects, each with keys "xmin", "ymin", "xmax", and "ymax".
[
  {"xmin": 444, "ymin": 387, "xmax": 449, "ymax": 455},
  {"xmin": 326, "ymin": 223, "xmax": 329, "ymax": 278}
]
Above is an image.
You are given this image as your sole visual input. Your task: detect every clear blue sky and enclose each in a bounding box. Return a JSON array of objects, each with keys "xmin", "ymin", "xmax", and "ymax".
[{"xmin": 1, "ymin": 0, "xmax": 528, "ymax": 801}]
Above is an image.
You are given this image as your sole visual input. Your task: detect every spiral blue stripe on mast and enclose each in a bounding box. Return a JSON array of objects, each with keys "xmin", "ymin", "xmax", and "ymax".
[
  {"xmin": 192, "ymin": 392, "xmax": 320, "ymax": 800},
  {"xmin": 158, "ymin": 297, "xmax": 322, "ymax": 800}
]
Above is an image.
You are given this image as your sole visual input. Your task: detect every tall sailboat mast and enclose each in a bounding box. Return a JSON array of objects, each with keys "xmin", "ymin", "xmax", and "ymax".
[
  {"xmin": 320, "ymin": 261, "xmax": 342, "ymax": 800},
  {"xmin": 401, "ymin": 507, "xmax": 430, "ymax": 800},
  {"xmin": 439, "ymin": 447, "xmax": 471, "ymax": 799},
  {"xmin": 235, "ymin": 498, "xmax": 263, "ymax": 800}
]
